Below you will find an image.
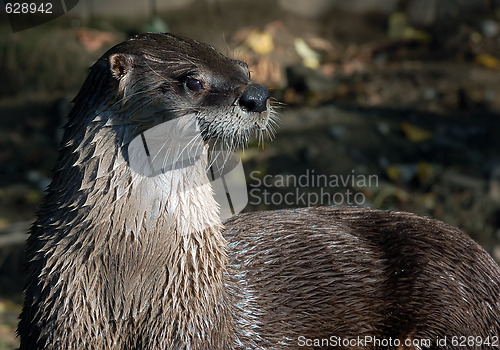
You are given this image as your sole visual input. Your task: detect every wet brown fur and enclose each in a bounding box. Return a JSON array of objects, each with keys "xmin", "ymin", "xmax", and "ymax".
[
  {"xmin": 226, "ymin": 207, "xmax": 500, "ymax": 349},
  {"xmin": 18, "ymin": 33, "xmax": 500, "ymax": 349}
]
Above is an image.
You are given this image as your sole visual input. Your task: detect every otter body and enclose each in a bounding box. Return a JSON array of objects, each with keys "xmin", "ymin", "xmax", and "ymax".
[
  {"xmin": 18, "ymin": 33, "xmax": 500, "ymax": 349},
  {"xmin": 227, "ymin": 207, "xmax": 500, "ymax": 349}
]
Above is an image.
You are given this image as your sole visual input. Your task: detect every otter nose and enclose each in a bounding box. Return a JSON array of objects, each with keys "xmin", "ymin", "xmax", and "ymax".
[{"xmin": 239, "ymin": 84, "xmax": 270, "ymax": 113}]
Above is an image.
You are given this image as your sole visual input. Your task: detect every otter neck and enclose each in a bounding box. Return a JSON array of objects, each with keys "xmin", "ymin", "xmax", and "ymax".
[{"xmin": 52, "ymin": 115, "xmax": 234, "ymax": 347}]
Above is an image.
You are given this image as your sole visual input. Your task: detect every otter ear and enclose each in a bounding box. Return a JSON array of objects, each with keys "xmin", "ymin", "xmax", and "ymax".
[{"xmin": 109, "ymin": 53, "xmax": 133, "ymax": 80}]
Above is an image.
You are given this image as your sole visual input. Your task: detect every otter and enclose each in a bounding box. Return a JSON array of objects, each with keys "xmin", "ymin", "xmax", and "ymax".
[{"xmin": 18, "ymin": 33, "xmax": 499, "ymax": 349}]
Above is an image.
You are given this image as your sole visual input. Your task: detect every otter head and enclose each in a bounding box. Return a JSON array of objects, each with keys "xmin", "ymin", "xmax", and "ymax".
[{"xmin": 93, "ymin": 32, "xmax": 275, "ymax": 151}]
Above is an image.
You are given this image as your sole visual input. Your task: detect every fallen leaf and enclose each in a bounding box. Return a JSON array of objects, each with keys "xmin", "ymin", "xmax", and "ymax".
[
  {"xmin": 417, "ymin": 161, "xmax": 433, "ymax": 184},
  {"xmin": 386, "ymin": 165, "xmax": 401, "ymax": 183},
  {"xmin": 245, "ymin": 30, "xmax": 274, "ymax": 55},
  {"xmin": 401, "ymin": 122, "xmax": 433, "ymax": 142},
  {"xmin": 294, "ymin": 38, "xmax": 320, "ymax": 69},
  {"xmin": 475, "ymin": 54, "xmax": 499, "ymax": 69}
]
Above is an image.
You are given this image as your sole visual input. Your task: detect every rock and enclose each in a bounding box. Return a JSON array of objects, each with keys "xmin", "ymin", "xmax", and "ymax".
[
  {"xmin": 489, "ymin": 166, "xmax": 500, "ymax": 202},
  {"xmin": 493, "ymin": 245, "xmax": 500, "ymax": 263},
  {"xmin": 480, "ymin": 19, "xmax": 499, "ymax": 38},
  {"xmin": 332, "ymin": 0, "xmax": 398, "ymax": 15},
  {"xmin": 278, "ymin": 0, "xmax": 398, "ymax": 19},
  {"xmin": 278, "ymin": 0, "xmax": 334, "ymax": 18},
  {"xmin": 442, "ymin": 171, "xmax": 486, "ymax": 191},
  {"xmin": 286, "ymin": 64, "xmax": 336, "ymax": 94},
  {"xmin": 423, "ymin": 88, "xmax": 438, "ymax": 100},
  {"xmin": 375, "ymin": 122, "xmax": 391, "ymax": 136},
  {"xmin": 328, "ymin": 126, "xmax": 346, "ymax": 140},
  {"xmin": 407, "ymin": 0, "xmax": 489, "ymax": 27}
]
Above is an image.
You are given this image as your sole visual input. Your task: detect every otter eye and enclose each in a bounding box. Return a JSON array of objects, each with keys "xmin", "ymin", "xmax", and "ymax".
[{"xmin": 185, "ymin": 78, "xmax": 204, "ymax": 93}]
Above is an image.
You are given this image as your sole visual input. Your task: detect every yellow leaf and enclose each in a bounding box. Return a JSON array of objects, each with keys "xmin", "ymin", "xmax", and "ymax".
[
  {"xmin": 387, "ymin": 12, "xmax": 429, "ymax": 43},
  {"xmin": 386, "ymin": 165, "xmax": 401, "ymax": 182},
  {"xmin": 245, "ymin": 30, "xmax": 274, "ymax": 55},
  {"xmin": 401, "ymin": 122, "xmax": 432, "ymax": 143},
  {"xmin": 475, "ymin": 54, "xmax": 499, "ymax": 69},
  {"xmin": 294, "ymin": 38, "xmax": 320, "ymax": 69},
  {"xmin": 418, "ymin": 192, "xmax": 436, "ymax": 210},
  {"xmin": 417, "ymin": 161, "xmax": 433, "ymax": 184}
]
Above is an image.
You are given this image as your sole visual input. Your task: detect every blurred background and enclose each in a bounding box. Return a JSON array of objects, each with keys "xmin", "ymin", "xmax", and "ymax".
[{"xmin": 2, "ymin": 0, "xmax": 500, "ymax": 347}]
